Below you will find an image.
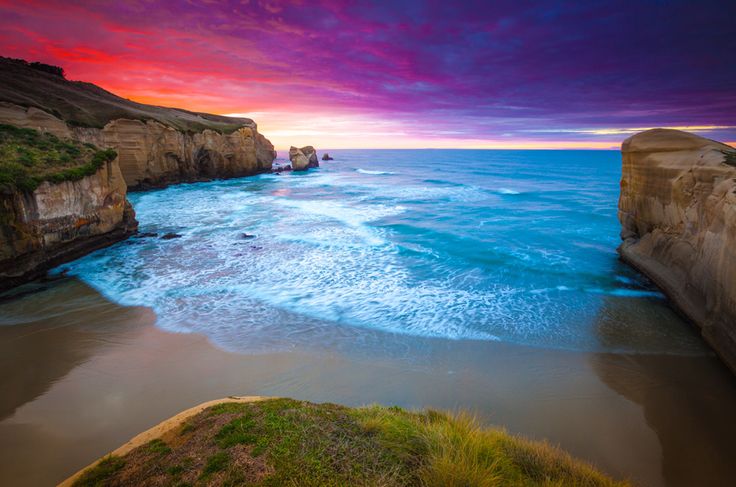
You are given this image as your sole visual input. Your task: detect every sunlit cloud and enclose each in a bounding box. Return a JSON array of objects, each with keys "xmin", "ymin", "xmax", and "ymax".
[
  {"xmin": 526, "ymin": 126, "xmax": 736, "ymax": 136},
  {"xmin": 1, "ymin": 0, "xmax": 734, "ymax": 148}
]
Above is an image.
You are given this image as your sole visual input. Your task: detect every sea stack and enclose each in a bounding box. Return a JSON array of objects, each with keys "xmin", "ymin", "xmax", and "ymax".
[
  {"xmin": 289, "ymin": 146, "xmax": 319, "ymax": 171},
  {"xmin": 618, "ymin": 128, "xmax": 736, "ymax": 372}
]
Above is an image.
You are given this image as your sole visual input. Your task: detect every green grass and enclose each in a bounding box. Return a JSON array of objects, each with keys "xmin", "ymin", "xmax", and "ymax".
[
  {"xmin": 0, "ymin": 124, "xmax": 116, "ymax": 192},
  {"xmin": 201, "ymin": 451, "xmax": 230, "ymax": 478},
  {"xmin": 73, "ymin": 398, "xmax": 627, "ymax": 486},
  {"xmin": 144, "ymin": 438, "xmax": 172, "ymax": 456},
  {"xmin": 355, "ymin": 405, "xmax": 623, "ymax": 486},
  {"xmin": 72, "ymin": 455, "xmax": 125, "ymax": 487}
]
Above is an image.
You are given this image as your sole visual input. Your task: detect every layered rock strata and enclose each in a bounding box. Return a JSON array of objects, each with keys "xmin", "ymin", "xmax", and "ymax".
[
  {"xmin": 0, "ymin": 102, "xmax": 276, "ymax": 190},
  {"xmin": 618, "ymin": 129, "xmax": 736, "ymax": 372},
  {"xmin": 0, "ymin": 157, "xmax": 137, "ymax": 291}
]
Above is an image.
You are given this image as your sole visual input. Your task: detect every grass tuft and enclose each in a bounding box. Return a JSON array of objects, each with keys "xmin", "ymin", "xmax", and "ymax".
[
  {"xmin": 201, "ymin": 451, "xmax": 230, "ymax": 477},
  {"xmin": 355, "ymin": 406, "xmax": 625, "ymax": 486},
  {"xmin": 72, "ymin": 455, "xmax": 125, "ymax": 487},
  {"xmin": 144, "ymin": 438, "xmax": 171, "ymax": 456}
]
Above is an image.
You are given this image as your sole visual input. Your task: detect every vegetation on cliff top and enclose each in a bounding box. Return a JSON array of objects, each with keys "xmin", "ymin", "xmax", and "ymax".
[
  {"xmin": 3, "ymin": 57, "xmax": 65, "ymax": 78},
  {"xmin": 0, "ymin": 124, "xmax": 116, "ymax": 193},
  {"xmin": 73, "ymin": 398, "xmax": 626, "ymax": 487}
]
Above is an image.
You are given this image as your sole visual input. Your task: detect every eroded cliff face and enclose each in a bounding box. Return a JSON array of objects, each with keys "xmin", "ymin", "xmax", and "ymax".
[
  {"xmin": 618, "ymin": 129, "xmax": 736, "ymax": 372},
  {"xmin": 0, "ymin": 102, "xmax": 276, "ymax": 190},
  {"xmin": 0, "ymin": 158, "xmax": 137, "ymax": 291}
]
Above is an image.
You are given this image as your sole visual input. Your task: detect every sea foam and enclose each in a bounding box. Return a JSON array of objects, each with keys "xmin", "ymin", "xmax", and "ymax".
[{"xmin": 63, "ymin": 150, "xmax": 707, "ymax": 355}]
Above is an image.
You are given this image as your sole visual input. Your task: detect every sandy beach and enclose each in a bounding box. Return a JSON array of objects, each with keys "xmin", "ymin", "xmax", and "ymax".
[{"xmin": 2, "ymin": 278, "xmax": 735, "ymax": 486}]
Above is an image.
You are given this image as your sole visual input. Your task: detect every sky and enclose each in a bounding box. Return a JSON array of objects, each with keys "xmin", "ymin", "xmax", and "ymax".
[{"xmin": 1, "ymin": 0, "xmax": 735, "ymax": 149}]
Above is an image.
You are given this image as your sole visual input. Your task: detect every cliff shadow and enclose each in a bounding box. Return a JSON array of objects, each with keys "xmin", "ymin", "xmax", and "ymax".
[
  {"xmin": 590, "ymin": 293, "xmax": 736, "ymax": 487},
  {"xmin": 0, "ymin": 277, "xmax": 154, "ymax": 421}
]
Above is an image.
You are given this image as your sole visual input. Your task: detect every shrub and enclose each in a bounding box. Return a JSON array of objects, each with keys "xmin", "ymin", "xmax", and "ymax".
[
  {"xmin": 0, "ymin": 124, "xmax": 116, "ymax": 192},
  {"xmin": 28, "ymin": 61, "xmax": 65, "ymax": 78}
]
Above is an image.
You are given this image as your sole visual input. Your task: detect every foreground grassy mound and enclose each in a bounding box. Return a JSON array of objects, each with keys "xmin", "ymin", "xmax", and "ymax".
[
  {"xmin": 72, "ymin": 398, "xmax": 626, "ymax": 487},
  {"xmin": 0, "ymin": 124, "xmax": 116, "ymax": 192}
]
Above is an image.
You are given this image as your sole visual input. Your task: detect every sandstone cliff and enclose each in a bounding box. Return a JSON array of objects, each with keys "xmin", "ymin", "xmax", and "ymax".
[
  {"xmin": 0, "ymin": 57, "xmax": 276, "ymax": 189},
  {"xmin": 618, "ymin": 129, "xmax": 736, "ymax": 372},
  {"xmin": 289, "ymin": 146, "xmax": 319, "ymax": 171},
  {"xmin": 0, "ymin": 157, "xmax": 137, "ymax": 292}
]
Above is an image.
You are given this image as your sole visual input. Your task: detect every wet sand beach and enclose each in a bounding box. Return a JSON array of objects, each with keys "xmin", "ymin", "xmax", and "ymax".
[{"xmin": 1, "ymin": 278, "xmax": 735, "ymax": 486}]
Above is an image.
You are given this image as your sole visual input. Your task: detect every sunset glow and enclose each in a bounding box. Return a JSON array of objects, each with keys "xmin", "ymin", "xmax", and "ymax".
[{"xmin": 1, "ymin": 0, "xmax": 734, "ymax": 149}]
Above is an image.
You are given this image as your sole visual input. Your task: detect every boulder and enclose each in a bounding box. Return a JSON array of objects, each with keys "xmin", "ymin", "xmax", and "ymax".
[{"xmin": 322, "ymin": 153, "xmax": 334, "ymax": 161}]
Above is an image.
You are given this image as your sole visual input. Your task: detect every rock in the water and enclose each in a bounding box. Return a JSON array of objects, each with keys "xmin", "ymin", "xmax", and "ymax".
[
  {"xmin": 618, "ymin": 128, "xmax": 736, "ymax": 373},
  {"xmin": 322, "ymin": 153, "xmax": 334, "ymax": 161},
  {"xmin": 161, "ymin": 233, "xmax": 182, "ymax": 240},
  {"xmin": 241, "ymin": 233, "xmax": 256, "ymax": 239},
  {"xmin": 289, "ymin": 146, "xmax": 319, "ymax": 171},
  {"xmin": 272, "ymin": 164, "xmax": 292, "ymax": 173}
]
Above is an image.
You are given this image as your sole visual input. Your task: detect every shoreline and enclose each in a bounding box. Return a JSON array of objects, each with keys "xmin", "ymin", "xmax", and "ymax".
[{"xmin": 2, "ymin": 278, "xmax": 736, "ymax": 486}]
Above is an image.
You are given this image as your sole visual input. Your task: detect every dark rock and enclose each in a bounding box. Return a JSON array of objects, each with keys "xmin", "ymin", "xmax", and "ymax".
[
  {"xmin": 272, "ymin": 164, "xmax": 292, "ymax": 173},
  {"xmin": 0, "ymin": 195, "xmax": 138, "ymax": 293},
  {"xmin": 241, "ymin": 233, "xmax": 256, "ymax": 239},
  {"xmin": 40, "ymin": 268, "xmax": 70, "ymax": 282},
  {"xmin": 161, "ymin": 233, "xmax": 182, "ymax": 240},
  {"xmin": 322, "ymin": 153, "xmax": 334, "ymax": 161}
]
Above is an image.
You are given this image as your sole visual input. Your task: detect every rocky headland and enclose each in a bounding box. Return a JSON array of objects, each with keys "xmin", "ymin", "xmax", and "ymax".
[
  {"xmin": 0, "ymin": 57, "xmax": 279, "ymax": 290},
  {"xmin": 618, "ymin": 129, "xmax": 736, "ymax": 372},
  {"xmin": 0, "ymin": 125, "xmax": 137, "ymax": 291},
  {"xmin": 0, "ymin": 57, "xmax": 276, "ymax": 190}
]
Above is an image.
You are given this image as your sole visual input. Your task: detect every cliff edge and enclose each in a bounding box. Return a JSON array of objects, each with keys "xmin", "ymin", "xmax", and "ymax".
[
  {"xmin": 0, "ymin": 57, "xmax": 276, "ymax": 189},
  {"xmin": 618, "ymin": 129, "xmax": 736, "ymax": 372},
  {"xmin": 0, "ymin": 125, "xmax": 137, "ymax": 291}
]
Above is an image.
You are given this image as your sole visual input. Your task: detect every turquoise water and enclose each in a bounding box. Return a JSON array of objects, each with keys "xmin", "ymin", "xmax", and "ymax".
[{"xmin": 61, "ymin": 150, "xmax": 705, "ymax": 354}]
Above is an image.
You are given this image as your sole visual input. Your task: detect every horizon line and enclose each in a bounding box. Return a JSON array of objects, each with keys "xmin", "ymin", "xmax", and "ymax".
[{"xmin": 273, "ymin": 142, "xmax": 736, "ymax": 151}]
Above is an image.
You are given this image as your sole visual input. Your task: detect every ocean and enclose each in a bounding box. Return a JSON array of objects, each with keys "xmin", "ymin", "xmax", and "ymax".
[{"xmin": 55, "ymin": 149, "xmax": 702, "ymax": 355}]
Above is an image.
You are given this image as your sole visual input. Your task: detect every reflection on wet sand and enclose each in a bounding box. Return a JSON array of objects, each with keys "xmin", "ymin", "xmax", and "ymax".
[
  {"xmin": 592, "ymin": 294, "xmax": 736, "ymax": 487},
  {"xmin": 592, "ymin": 353, "xmax": 736, "ymax": 487},
  {"xmin": 1, "ymin": 280, "xmax": 736, "ymax": 486},
  {"xmin": 0, "ymin": 279, "xmax": 153, "ymax": 421}
]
